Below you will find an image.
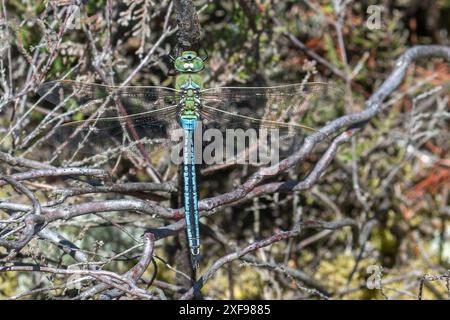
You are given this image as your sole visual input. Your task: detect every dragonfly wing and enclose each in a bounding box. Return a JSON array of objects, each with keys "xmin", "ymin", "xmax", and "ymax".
[
  {"xmin": 198, "ymin": 83, "xmax": 345, "ymax": 164},
  {"xmin": 37, "ymin": 80, "xmax": 178, "ymax": 107},
  {"xmin": 200, "ymin": 82, "xmax": 345, "ymax": 130},
  {"xmin": 27, "ymin": 81, "xmax": 182, "ymax": 168}
]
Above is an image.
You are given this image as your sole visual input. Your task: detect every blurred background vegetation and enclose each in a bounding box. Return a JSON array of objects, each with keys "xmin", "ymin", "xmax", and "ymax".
[{"xmin": 0, "ymin": 0, "xmax": 449, "ymax": 299}]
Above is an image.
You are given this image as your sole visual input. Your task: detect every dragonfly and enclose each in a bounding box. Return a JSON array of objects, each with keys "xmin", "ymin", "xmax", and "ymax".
[{"xmin": 35, "ymin": 51, "xmax": 344, "ymax": 268}]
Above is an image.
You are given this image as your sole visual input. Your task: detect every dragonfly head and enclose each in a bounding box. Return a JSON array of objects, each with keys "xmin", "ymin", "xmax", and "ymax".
[{"xmin": 175, "ymin": 51, "xmax": 205, "ymax": 73}]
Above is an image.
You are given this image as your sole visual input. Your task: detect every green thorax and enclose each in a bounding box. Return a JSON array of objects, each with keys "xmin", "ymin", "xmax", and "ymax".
[{"xmin": 174, "ymin": 51, "xmax": 205, "ymax": 119}]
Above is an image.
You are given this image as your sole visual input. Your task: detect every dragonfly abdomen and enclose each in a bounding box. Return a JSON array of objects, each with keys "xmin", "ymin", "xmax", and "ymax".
[{"xmin": 181, "ymin": 118, "xmax": 201, "ymax": 268}]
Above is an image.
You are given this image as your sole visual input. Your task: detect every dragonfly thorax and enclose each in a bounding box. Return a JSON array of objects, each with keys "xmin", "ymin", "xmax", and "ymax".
[
  {"xmin": 179, "ymin": 90, "xmax": 201, "ymax": 120},
  {"xmin": 176, "ymin": 61, "xmax": 203, "ymax": 121}
]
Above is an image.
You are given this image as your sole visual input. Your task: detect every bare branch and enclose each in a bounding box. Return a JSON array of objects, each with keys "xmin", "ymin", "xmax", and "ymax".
[{"xmin": 174, "ymin": 0, "xmax": 201, "ymax": 51}]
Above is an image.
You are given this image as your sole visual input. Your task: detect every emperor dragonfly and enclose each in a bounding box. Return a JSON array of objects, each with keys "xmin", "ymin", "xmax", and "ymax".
[{"xmin": 34, "ymin": 51, "xmax": 344, "ymax": 269}]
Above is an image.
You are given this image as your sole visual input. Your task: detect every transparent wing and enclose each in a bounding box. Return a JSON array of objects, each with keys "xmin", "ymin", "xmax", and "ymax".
[
  {"xmin": 25, "ymin": 80, "xmax": 182, "ymax": 168},
  {"xmin": 200, "ymin": 82, "xmax": 345, "ymax": 129},
  {"xmin": 198, "ymin": 82, "xmax": 346, "ymax": 164},
  {"xmin": 37, "ymin": 80, "xmax": 179, "ymax": 107}
]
